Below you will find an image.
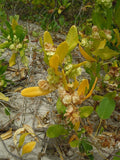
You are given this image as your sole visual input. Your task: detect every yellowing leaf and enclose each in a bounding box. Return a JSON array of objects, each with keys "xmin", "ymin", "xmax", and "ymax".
[
  {"xmin": 73, "ymin": 78, "xmax": 79, "ymax": 90},
  {"xmin": 74, "ymin": 121, "xmax": 80, "ymax": 131},
  {"xmin": 44, "ymin": 31, "xmax": 53, "ymax": 45},
  {"xmin": 21, "ymin": 87, "xmax": 51, "ymax": 97},
  {"xmin": 79, "ymin": 44, "xmax": 97, "ymax": 62},
  {"xmin": 9, "ymin": 53, "xmax": 16, "ymax": 67},
  {"xmin": 1, "ymin": 128, "xmax": 12, "ymax": 140},
  {"xmin": 97, "ymin": 39, "xmax": 106, "ymax": 49},
  {"xmin": 22, "ymin": 141, "xmax": 36, "ymax": 155},
  {"xmin": 92, "ymin": 47, "xmax": 119, "ymax": 60},
  {"xmin": 69, "ymin": 134, "xmax": 78, "ymax": 144},
  {"xmin": 62, "ymin": 69, "xmax": 68, "ymax": 91},
  {"xmin": 77, "ymin": 79, "xmax": 89, "ymax": 96},
  {"xmin": 73, "ymin": 61, "xmax": 87, "ymax": 69},
  {"xmin": 12, "ymin": 18, "xmax": 18, "ymax": 30},
  {"xmin": 66, "ymin": 25, "xmax": 78, "ymax": 52},
  {"xmin": 18, "ymin": 133, "xmax": 29, "ymax": 148},
  {"xmin": 56, "ymin": 41, "xmax": 68, "ymax": 64},
  {"xmin": 49, "ymin": 54, "xmax": 59, "ymax": 74},
  {"xmin": 85, "ymin": 77, "xmax": 97, "ymax": 99},
  {"xmin": 0, "ymin": 92, "xmax": 9, "ymax": 101},
  {"xmin": 13, "ymin": 128, "xmax": 25, "ymax": 146}
]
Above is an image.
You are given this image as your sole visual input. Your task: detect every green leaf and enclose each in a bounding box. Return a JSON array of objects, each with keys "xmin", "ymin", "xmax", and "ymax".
[
  {"xmin": 79, "ymin": 106, "xmax": 93, "ymax": 118},
  {"xmin": 56, "ymin": 98, "xmax": 66, "ymax": 114},
  {"xmin": 93, "ymin": 95, "xmax": 104, "ymax": 101},
  {"xmin": 114, "ymin": 0, "xmax": 120, "ymax": 30},
  {"xmin": 92, "ymin": 47, "xmax": 119, "ymax": 60},
  {"xmin": 70, "ymin": 140, "xmax": 79, "ymax": 148},
  {"xmin": 79, "ymin": 139, "xmax": 93, "ymax": 154},
  {"xmin": 15, "ymin": 25, "xmax": 26, "ymax": 42},
  {"xmin": 96, "ymin": 97, "xmax": 116, "ymax": 119},
  {"xmin": 66, "ymin": 25, "xmax": 78, "ymax": 52},
  {"xmin": 18, "ymin": 133, "xmax": 29, "ymax": 148},
  {"xmin": 113, "ymin": 151, "xmax": 120, "ymax": 160},
  {"xmin": 5, "ymin": 107, "xmax": 10, "ymax": 116},
  {"xmin": 47, "ymin": 124, "xmax": 67, "ymax": 138}
]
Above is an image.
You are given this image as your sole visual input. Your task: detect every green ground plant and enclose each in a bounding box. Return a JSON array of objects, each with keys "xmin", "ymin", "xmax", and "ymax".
[
  {"xmin": 21, "ymin": 25, "xmax": 120, "ymax": 159},
  {"xmin": 0, "ymin": 15, "xmax": 28, "ymax": 67}
]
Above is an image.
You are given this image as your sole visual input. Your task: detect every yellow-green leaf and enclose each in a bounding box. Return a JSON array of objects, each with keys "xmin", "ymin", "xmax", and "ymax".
[
  {"xmin": 85, "ymin": 77, "xmax": 97, "ymax": 99},
  {"xmin": 21, "ymin": 87, "xmax": 51, "ymax": 97},
  {"xmin": 22, "ymin": 141, "xmax": 36, "ymax": 155},
  {"xmin": 80, "ymin": 106, "xmax": 93, "ymax": 118},
  {"xmin": 49, "ymin": 54, "xmax": 59, "ymax": 74},
  {"xmin": 56, "ymin": 41, "xmax": 68, "ymax": 64},
  {"xmin": 73, "ymin": 61, "xmax": 87, "ymax": 69},
  {"xmin": 12, "ymin": 18, "xmax": 18, "ymax": 30},
  {"xmin": 79, "ymin": 44, "xmax": 97, "ymax": 62},
  {"xmin": 9, "ymin": 53, "xmax": 16, "ymax": 67},
  {"xmin": 77, "ymin": 79, "xmax": 89, "ymax": 96},
  {"xmin": 66, "ymin": 25, "xmax": 78, "ymax": 52},
  {"xmin": 44, "ymin": 31, "xmax": 53, "ymax": 45},
  {"xmin": 97, "ymin": 39, "xmax": 106, "ymax": 49},
  {"xmin": 18, "ymin": 133, "xmax": 29, "ymax": 148},
  {"xmin": 62, "ymin": 69, "xmax": 68, "ymax": 91},
  {"xmin": 92, "ymin": 47, "xmax": 119, "ymax": 60},
  {"xmin": 0, "ymin": 92, "xmax": 9, "ymax": 101}
]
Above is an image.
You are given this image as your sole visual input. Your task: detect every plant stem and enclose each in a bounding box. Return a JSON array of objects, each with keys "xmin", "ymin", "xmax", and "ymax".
[{"xmin": 95, "ymin": 119, "xmax": 102, "ymax": 137}]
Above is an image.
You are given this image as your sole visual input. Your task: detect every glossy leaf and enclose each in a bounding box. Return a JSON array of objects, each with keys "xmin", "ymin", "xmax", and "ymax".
[
  {"xmin": 56, "ymin": 41, "xmax": 68, "ymax": 64},
  {"xmin": 96, "ymin": 97, "xmax": 116, "ymax": 119},
  {"xmin": 66, "ymin": 25, "xmax": 78, "ymax": 52},
  {"xmin": 22, "ymin": 141, "xmax": 36, "ymax": 155},
  {"xmin": 21, "ymin": 87, "xmax": 51, "ymax": 97},
  {"xmin": 79, "ymin": 106, "xmax": 93, "ymax": 118},
  {"xmin": 79, "ymin": 44, "xmax": 96, "ymax": 62},
  {"xmin": 0, "ymin": 92, "xmax": 9, "ymax": 101},
  {"xmin": 9, "ymin": 53, "xmax": 16, "ymax": 67},
  {"xmin": 56, "ymin": 98, "xmax": 66, "ymax": 114},
  {"xmin": 47, "ymin": 124, "xmax": 67, "ymax": 138},
  {"xmin": 18, "ymin": 133, "xmax": 29, "ymax": 148},
  {"xmin": 78, "ymin": 79, "xmax": 89, "ymax": 96},
  {"xmin": 92, "ymin": 47, "xmax": 119, "ymax": 60},
  {"xmin": 44, "ymin": 31, "xmax": 53, "ymax": 45}
]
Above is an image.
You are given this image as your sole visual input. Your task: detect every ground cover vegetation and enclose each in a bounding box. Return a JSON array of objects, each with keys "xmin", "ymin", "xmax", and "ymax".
[{"xmin": 0, "ymin": 0, "xmax": 120, "ymax": 159}]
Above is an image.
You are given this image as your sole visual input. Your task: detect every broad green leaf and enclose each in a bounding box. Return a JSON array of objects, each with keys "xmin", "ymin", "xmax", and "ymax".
[
  {"xmin": 47, "ymin": 124, "xmax": 67, "ymax": 138},
  {"xmin": 92, "ymin": 47, "xmax": 119, "ymax": 60},
  {"xmin": 96, "ymin": 97, "xmax": 116, "ymax": 119},
  {"xmin": 70, "ymin": 140, "xmax": 79, "ymax": 148},
  {"xmin": 97, "ymin": 39, "xmax": 106, "ymax": 49},
  {"xmin": 0, "ymin": 92, "xmax": 9, "ymax": 101},
  {"xmin": 79, "ymin": 106, "xmax": 93, "ymax": 118},
  {"xmin": 79, "ymin": 44, "xmax": 96, "ymax": 62},
  {"xmin": 44, "ymin": 31, "xmax": 53, "ymax": 45},
  {"xmin": 21, "ymin": 87, "xmax": 52, "ymax": 97},
  {"xmin": 113, "ymin": 151, "xmax": 120, "ymax": 160},
  {"xmin": 22, "ymin": 141, "xmax": 36, "ymax": 155},
  {"xmin": 18, "ymin": 133, "xmax": 29, "ymax": 148},
  {"xmin": 79, "ymin": 139, "xmax": 93, "ymax": 153},
  {"xmin": 77, "ymin": 79, "xmax": 89, "ymax": 96},
  {"xmin": 0, "ymin": 41, "xmax": 10, "ymax": 49},
  {"xmin": 49, "ymin": 54, "xmax": 59, "ymax": 74},
  {"xmin": 9, "ymin": 53, "xmax": 16, "ymax": 67},
  {"xmin": 56, "ymin": 41, "xmax": 68, "ymax": 64},
  {"xmin": 56, "ymin": 98, "xmax": 66, "ymax": 114},
  {"xmin": 66, "ymin": 25, "xmax": 78, "ymax": 52}
]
